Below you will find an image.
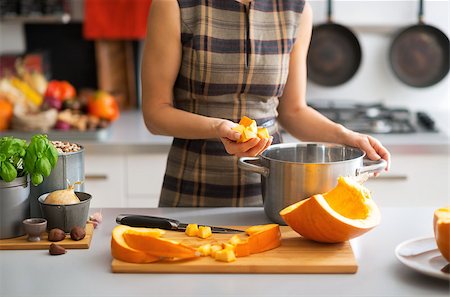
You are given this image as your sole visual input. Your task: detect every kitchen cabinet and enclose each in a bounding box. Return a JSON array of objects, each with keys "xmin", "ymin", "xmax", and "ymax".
[
  {"xmin": 84, "ymin": 154, "xmax": 126, "ymax": 208},
  {"xmin": 126, "ymin": 154, "xmax": 167, "ymax": 207},
  {"xmin": 84, "ymin": 153, "xmax": 168, "ymax": 208},
  {"xmin": 365, "ymin": 153, "xmax": 449, "ymax": 207}
]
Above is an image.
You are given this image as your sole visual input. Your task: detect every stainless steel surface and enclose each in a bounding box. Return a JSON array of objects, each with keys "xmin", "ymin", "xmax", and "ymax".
[
  {"xmin": 238, "ymin": 143, "xmax": 387, "ymax": 225},
  {"xmin": 29, "ymin": 146, "xmax": 85, "ymax": 217},
  {"xmin": 309, "ymin": 101, "xmax": 438, "ymax": 134},
  {"xmin": 0, "ymin": 175, "xmax": 30, "ymax": 239},
  {"xmin": 38, "ymin": 192, "xmax": 91, "ymax": 232}
]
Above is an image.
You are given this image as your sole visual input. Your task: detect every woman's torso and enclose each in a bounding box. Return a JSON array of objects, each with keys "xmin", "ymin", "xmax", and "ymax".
[{"xmin": 160, "ymin": 0, "xmax": 305, "ymax": 207}]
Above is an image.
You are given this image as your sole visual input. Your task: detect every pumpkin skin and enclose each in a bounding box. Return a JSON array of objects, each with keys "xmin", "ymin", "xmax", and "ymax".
[
  {"xmin": 280, "ymin": 177, "xmax": 381, "ymax": 243},
  {"xmin": 111, "ymin": 225, "xmax": 160, "ymax": 264},
  {"xmin": 433, "ymin": 207, "xmax": 450, "ymax": 262},
  {"xmin": 123, "ymin": 230, "xmax": 199, "ymax": 259}
]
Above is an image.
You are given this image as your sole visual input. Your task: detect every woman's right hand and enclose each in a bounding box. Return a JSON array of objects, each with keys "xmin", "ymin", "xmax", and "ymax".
[{"xmin": 216, "ymin": 120, "xmax": 273, "ymax": 157}]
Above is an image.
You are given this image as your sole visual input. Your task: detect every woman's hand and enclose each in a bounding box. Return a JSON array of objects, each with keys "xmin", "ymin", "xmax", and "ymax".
[
  {"xmin": 216, "ymin": 120, "xmax": 273, "ymax": 157},
  {"xmin": 343, "ymin": 130, "xmax": 391, "ymax": 172}
]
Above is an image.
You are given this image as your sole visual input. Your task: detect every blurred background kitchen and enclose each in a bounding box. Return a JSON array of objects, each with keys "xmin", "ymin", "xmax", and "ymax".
[{"xmin": 0, "ymin": 0, "xmax": 449, "ymax": 209}]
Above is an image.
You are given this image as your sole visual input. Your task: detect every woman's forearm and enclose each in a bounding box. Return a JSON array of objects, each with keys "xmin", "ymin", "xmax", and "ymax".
[
  {"xmin": 143, "ymin": 103, "xmax": 224, "ymax": 139},
  {"xmin": 278, "ymin": 105, "xmax": 350, "ymax": 144}
]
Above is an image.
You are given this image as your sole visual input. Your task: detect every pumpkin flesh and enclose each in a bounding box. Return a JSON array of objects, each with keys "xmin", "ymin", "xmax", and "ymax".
[
  {"xmin": 434, "ymin": 207, "xmax": 450, "ymax": 262},
  {"xmin": 280, "ymin": 176, "xmax": 380, "ymax": 243},
  {"xmin": 111, "ymin": 225, "xmax": 160, "ymax": 264}
]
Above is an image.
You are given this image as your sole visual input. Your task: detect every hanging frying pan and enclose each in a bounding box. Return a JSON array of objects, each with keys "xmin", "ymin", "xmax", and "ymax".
[
  {"xmin": 307, "ymin": 0, "xmax": 362, "ymax": 86},
  {"xmin": 389, "ymin": 0, "xmax": 449, "ymax": 88}
]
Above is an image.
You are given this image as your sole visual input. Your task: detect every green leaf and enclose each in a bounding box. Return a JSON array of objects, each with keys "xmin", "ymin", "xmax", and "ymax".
[
  {"xmin": 0, "ymin": 162, "xmax": 18, "ymax": 182},
  {"xmin": 36, "ymin": 157, "xmax": 52, "ymax": 177},
  {"xmin": 45, "ymin": 145, "xmax": 59, "ymax": 168},
  {"xmin": 23, "ymin": 152, "xmax": 37, "ymax": 173},
  {"xmin": 31, "ymin": 172, "xmax": 44, "ymax": 186}
]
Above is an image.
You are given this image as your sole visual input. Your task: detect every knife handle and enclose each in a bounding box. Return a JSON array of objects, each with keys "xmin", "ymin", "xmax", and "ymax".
[{"xmin": 116, "ymin": 215, "xmax": 179, "ymax": 230}]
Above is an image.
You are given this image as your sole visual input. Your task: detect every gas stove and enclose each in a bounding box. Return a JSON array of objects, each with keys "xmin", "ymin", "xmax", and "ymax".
[{"xmin": 308, "ymin": 101, "xmax": 438, "ymax": 134}]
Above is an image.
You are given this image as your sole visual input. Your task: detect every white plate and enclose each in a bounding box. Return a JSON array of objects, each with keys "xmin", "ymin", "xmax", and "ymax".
[{"xmin": 395, "ymin": 236, "xmax": 449, "ymax": 281}]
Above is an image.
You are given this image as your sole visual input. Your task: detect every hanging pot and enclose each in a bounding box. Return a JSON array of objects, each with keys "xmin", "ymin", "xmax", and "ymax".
[
  {"xmin": 389, "ymin": 0, "xmax": 449, "ymax": 87},
  {"xmin": 307, "ymin": 0, "xmax": 362, "ymax": 86}
]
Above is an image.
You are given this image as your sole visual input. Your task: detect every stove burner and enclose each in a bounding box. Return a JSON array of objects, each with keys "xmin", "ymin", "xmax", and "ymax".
[{"xmin": 309, "ymin": 101, "xmax": 437, "ymax": 134}]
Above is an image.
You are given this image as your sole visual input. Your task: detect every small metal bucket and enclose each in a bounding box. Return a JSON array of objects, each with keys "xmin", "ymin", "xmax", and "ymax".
[
  {"xmin": 0, "ymin": 176, "xmax": 30, "ymax": 239},
  {"xmin": 38, "ymin": 192, "xmax": 91, "ymax": 232},
  {"xmin": 30, "ymin": 145, "xmax": 85, "ymax": 217}
]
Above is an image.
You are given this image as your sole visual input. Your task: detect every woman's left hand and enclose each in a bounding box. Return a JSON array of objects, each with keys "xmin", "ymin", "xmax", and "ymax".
[{"xmin": 344, "ymin": 131, "xmax": 391, "ymax": 173}]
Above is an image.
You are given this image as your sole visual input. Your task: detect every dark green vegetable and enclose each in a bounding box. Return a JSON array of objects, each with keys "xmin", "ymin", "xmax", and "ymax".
[{"xmin": 0, "ymin": 134, "xmax": 58, "ymax": 185}]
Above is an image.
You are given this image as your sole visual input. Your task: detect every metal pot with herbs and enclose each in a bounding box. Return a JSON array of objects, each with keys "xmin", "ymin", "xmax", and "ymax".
[
  {"xmin": 0, "ymin": 134, "xmax": 59, "ymax": 239},
  {"xmin": 0, "ymin": 134, "xmax": 59, "ymax": 185}
]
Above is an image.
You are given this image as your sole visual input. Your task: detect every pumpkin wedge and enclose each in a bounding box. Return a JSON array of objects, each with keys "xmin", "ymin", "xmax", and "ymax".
[
  {"xmin": 280, "ymin": 176, "xmax": 380, "ymax": 243},
  {"xmin": 235, "ymin": 224, "xmax": 281, "ymax": 257},
  {"xmin": 123, "ymin": 229, "xmax": 199, "ymax": 259},
  {"xmin": 111, "ymin": 225, "xmax": 161, "ymax": 264},
  {"xmin": 433, "ymin": 206, "xmax": 450, "ymax": 262}
]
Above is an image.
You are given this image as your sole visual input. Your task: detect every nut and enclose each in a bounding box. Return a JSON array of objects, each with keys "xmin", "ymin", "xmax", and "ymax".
[
  {"xmin": 70, "ymin": 226, "xmax": 86, "ymax": 241},
  {"xmin": 49, "ymin": 243, "xmax": 66, "ymax": 255},
  {"xmin": 48, "ymin": 228, "xmax": 66, "ymax": 242},
  {"xmin": 51, "ymin": 141, "xmax": 81, "ymax": 154}
]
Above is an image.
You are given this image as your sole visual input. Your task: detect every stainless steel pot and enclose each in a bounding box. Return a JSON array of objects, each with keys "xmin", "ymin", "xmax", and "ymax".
[{"xmin": 238, "ymin": 143, "xmax": 387, "ymax": 225}]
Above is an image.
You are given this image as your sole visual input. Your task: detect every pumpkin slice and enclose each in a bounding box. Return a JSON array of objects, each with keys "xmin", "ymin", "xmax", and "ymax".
[
  {"xmin": 280, "ymin": 176, "xmax": 381, "ymax": 243},
  {"xmin": 111, "ymin": 225, "xmax": 161, "ymax": 264},
  {"xmin": 235, "ymin": 224, "xmax": 281, "ymax": 257},
  {"xmin": 434, "ymin": 207, "xmax": 450, "ymax": 262},
  {"xmin": 123, "ymin": 230, "xmax": 199, "ymax": 259}
]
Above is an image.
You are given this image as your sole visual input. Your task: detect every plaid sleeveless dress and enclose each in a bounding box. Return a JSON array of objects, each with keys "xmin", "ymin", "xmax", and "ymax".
[{"xmin": 159, "ymin": 0, "xmax": 305, "ymax": 207}]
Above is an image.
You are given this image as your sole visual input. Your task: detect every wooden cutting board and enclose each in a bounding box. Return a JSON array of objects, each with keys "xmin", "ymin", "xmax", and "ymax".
[
  {"xmin": 0, "ymin": 223, "xmax": 94, "ymax": 250},
  {"xmin": 111, "ymin": 226, "xmax": 357, "ymax": 274}
]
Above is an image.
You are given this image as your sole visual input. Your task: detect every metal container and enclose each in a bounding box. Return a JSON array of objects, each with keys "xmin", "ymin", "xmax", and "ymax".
[
  {"xmin": 38, "ymin": 192, "xmax": 92, "ymax": 232},
  {"xmin": 238, "ymin": 143, "xmax": 387, "ymax": 225},
  {"xmin": 0, "ymin": 176, "xmax": 30, "ymax": 239},
  {"xmin": 30, "ymin": 145, "xmax": 84, "ymax": 217}
]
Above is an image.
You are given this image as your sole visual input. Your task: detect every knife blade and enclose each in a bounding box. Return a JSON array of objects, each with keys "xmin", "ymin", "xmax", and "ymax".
[{"xmin": 116, "ymin": 214, "xmax": 244, "ymax": 234}]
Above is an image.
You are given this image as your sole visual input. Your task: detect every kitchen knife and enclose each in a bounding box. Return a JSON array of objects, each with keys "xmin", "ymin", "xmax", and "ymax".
[{"xmin": 116, "ymin": 214, "xmax": 244, "ymax": 234}]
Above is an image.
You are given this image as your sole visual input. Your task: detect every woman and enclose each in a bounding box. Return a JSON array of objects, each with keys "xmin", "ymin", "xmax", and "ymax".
[{"xmin": 141, "ymin": 0, "xmax": 390, "ymax": 207}]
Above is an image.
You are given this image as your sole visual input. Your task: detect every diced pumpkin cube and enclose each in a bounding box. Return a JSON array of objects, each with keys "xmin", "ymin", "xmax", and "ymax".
[
  {"xmin": 210, "ymin": 245, "xmax": 223, "ymax": 258},
  {"xmin": 257, "ymin": 127, "xmax": 269, "ymax": 139},
  {"xmin": 215, "ymin": 249, "xmax": 236, "ymax": 262},
  {"xmin": 228, "ymin": 235, "xmax": 242, "ymax": 246},
  {"xmin": 239, "ymin": 116, "xmax": 254, "ymax": 127},
  {"xmin": 198, "ymin": 226, "xmax": 212, "ymax": 239},
  {"xmin": 197, "ymin": 243, "xmax": 212, "ymax": 256},
  {"xmin": 185, "ymin": 224, "xmax": 199, "ymax": 237},
  {"xmin": 222, "ymin": 242, "xmax": 235, "ymax": 251}
]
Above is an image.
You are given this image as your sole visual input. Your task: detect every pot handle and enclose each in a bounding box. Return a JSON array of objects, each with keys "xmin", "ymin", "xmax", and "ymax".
[
  {"xmin": 356, "ymin": 159, "xmax": 387, "ymax": 176},
  {"xmin": 238, "ymin": 157, "xmax": 269, "ymax": 177}
]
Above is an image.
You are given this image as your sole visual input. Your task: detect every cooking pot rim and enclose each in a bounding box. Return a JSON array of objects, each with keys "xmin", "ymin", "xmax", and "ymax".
[{"xmin": 260, "ymin": 142, "xmax": 366, "ymax": 164}]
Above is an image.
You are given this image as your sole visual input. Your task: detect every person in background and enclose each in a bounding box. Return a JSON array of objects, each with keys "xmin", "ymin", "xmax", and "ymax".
[{"xmin": 141, "ymin": 0, "xmax": 390, "ymax": 207}]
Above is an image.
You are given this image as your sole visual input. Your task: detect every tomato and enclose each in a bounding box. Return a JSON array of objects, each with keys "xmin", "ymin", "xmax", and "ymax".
[
  {"xmin": 87, "ymin": 91, "xmax": 120, "ymax": 121},
  {"xmin": 44, "ymin": 80, "xmax": 76, "ymax": 101},
  {"xmin": 59, "ymin": 81, "xmax": 76, "ymax": 100},
  {"xmin": 45, "ymin": 80, "xmax": 63, "ymax": 101}
]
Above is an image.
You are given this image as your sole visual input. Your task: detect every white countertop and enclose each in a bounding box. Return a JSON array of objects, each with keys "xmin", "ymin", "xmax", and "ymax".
[
  {"xmin": 0, "ymin": 206, "xmax": 448, "ymax": 297},
  {"xmin": 82, "ymin": 110, "xmax": 450, "ymax": 154}
]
